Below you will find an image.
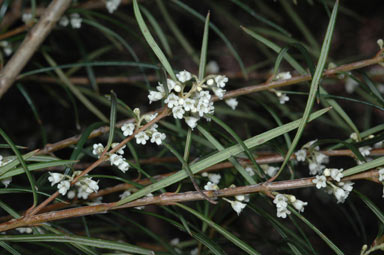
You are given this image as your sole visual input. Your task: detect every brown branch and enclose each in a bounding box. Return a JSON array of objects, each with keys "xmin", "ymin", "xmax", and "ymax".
[
  {"xmin": 0, "ymin": 168, "xmax": 379, "ymax": 232},
  {"xmin": 0, "ymin": 0, "xmax": 72, "ymax": 99}
]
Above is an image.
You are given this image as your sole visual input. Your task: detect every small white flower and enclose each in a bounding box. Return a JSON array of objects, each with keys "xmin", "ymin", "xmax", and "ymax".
[
  {"xmin": 67, "ymin": 190, "xmax": 76, "ymax": 199},
  {"xmin": 359, "ymin": 146, "xmax": 372, "ymax": 157},
  {"xmin": 184, "ymin": 116, "xmax": 199, "ymax": 129},
  {"xmin": 58, "ymin": 180, "xmax": 71, "ymax": 195},
  {"xmin": 204, "ymin": 181, "xmax": 219, "ymax": 191},
  {"xmin": 267, "ymin": 166, "xmax": 279, "ymax": 177},
  {"xmin": 16, "ymin": 227, "xmax": 33, "ymax": 234},
  {"xmin": 111, "ymin": 143, "xmax": 126, "ymax": 155},
  {"xmin": 309, "ymin": 162, "xmax": 325, "ymax": 176},
  {"xmin": 117, "ymin": 160, "xmax": 130, "ymax": 173},
  {"xmin": 235, "ymin": 194, "xmax": 250, "ymax": 203},
  {"xmin": 206, "ymin": 60, "xmax": 220, "ymax": 74},
  {"xmin": 292, "ymin": 199, "xmax": 307, "ymax": 212},
  {"xmin": 148, "ymin": 90, "xmax": 163, "ymax": 103},
  {"xmin": 176, "ymin": 70, "xmax": 192, "ymax": 83},
  {"xmin": 330, "ymin": 168, "xmax": 343, "ymax": 182},
  {"xmin": 312, "ymin": 175, "xmax": 327, "ymax": 189},
  {"xmin": 340, "ymin": 181, "xmax": 354, "ymax": 192},
  {"xmin": 295, "ymin": 149, "xmax": 307, "ymax": 162},
  {"xmin": 350, "ymin": 132, "xmax": 359, "ymax": 142},
  {"xmin": 121, "ymin": 122, "xmax": 135, "ymax": 137},
  {"xmin": 183, "ymin": 98, "xmax": 196, "ymax": 112},
  {"xmin": 276, "ymin": 207, "xmax": 291, "ymax": 218},
  {"xmin": 150, "ymin": 131, "xmax": 166, "ymax": 145},
  {"xmin": 1, "ymin": 177, "xmax": 12, "ymax": 187},
  {"xmin": 110, "ymin": 153, "xmax": 124, "ymax": 166},
  {"xmin": 174, "ymin": 84, "xmax": 182, "ymax": 92},
  {"xmin": 164, "ymin": 93, "xmax": 180, "ymax": 108},
  {"xmin": 170, "ymin": 238, "xmax": 180, "ymax": 246},
  {"xmin": 245, "ymin": 166, "xmax": 255, "ymax": 176},
  {"xmin": 225, "ymin": 98, "xmax": 238, "ymax": 110},
  {"xmin": 48, "ymin": 172, "xmax": 64, "ymax": 186},
  {"xmin": 345, "ymin": 77, "xmax": 358, "ymax": 94},
  {"xmin": 59, "ymin": 16, "xmax": 69, "ymax": 27},
  {"xmin": 273, "ymin": 194, "xmax": 288, "ymax": 209},
  {"xmin": 206, "ymin": 78, "xmax": 215, "ymax": 86},
  {"xmin": 379, "ymin": 168, "xmax": 384, "ymax": 182},
  {"xmin": 212, "ymin": 87, "xmax": 226, "ymax": 99},
  {"xmin": 106, "ymin": 0, "xmax": 121, "ymax": 14},
  {"xmin": 278, "ymin": 93, "xmax": 290, "ymax": 104},
  {"xmin": 22, "ymin": 13, "xmax": 33, "ymax": 24},
  {"xmin": 374, "ymin": 141, "xmax": 383, "ymax": 149},
  {"xmin": 223, "ymin": 198, "xmax": 246, "ymax": 215},
  {"xmin": 0, "ymin": 41, "xmax": 12, "ymax": 56},
  {"xmin": 208, "ymin": 173, "xmax": 221, "ymax": 184},
  {"xmin": 135, "ymin": 132, "xmax": 149, "ymax": 145},
  {"xmin": 214, "ymin": 75, "xmax": 228, "ymax": 88},
  {"xmin": 172, "ymin": 105, "xmax": 185, "ymax": 119},
  {"xmin": 119, "ymin": 190, "xmax": 132, "ymax": 199},
  {"xmin": 276, "ymin": 72, "xmax": 292, "ymax": 80},
  {"xmin": 334, "ymin": 187, "xmax": 348, "ymax": 203},
  {"xmin": 92, "ymin": 143, "xmax": 104, "ymax": 157},
  {"xmin": 70, "ymin": 13, "xmax": 82, "ymax": 29}
]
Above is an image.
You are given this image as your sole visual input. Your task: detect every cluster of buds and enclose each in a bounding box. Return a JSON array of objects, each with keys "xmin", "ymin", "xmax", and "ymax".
[
  {"xmin": 148, "ymin": 70, "xmax": 232, "ymax": 129},
  {"xmin": 93, "ymin": 142, "xmax": 130, "ymax": 172},
  {"xmin": 48, "ymin": 171, "xmax": 99, "ymax": 199},
  {"xmin": 295, "ymin": 140, "xmax": 329, "ymax": 175},
  {"xmin": 312, "ymin": 168, "xmax": 354, "ymax": 203},
  {"xmin": 273, "ymin": 193, "xmax": 307, "ymax": 218},
  {"xmin": 121, "ymin": 108, "xmax": 166, "ymax": 146},
  {"xmin": 59, "ymin": 13, "xmax": 82, "ymax": 29}
]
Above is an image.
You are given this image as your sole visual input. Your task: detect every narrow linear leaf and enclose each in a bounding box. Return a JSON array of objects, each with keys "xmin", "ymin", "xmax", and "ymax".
[
  {"xmin": 105, "ymin": 91, "xmax": 117, "ymax": 151},
  {"xmin": 198, "ymin": 11, "xmax": 210, "ymax": 80}
]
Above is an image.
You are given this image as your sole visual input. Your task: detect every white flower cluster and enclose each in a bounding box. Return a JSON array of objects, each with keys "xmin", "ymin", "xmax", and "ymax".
[
  {"xmin": 121, "ymin": 109, "xmax": 166, "ymax": 146},
  {"xmin": 148, "ymin": 70, "xmax": 230, "ymax": 129},
  {"xmin": 223, "ymin": 184, "xmax": 250, "ymax": 215},
  {"xmin": 273, "ymin": 194, "xmax": 307, "ymax": 218},
  {"xmin": 312, "ymin": 168, "xmax": 354, "ymax": 203},
  {"xmin": 48, "ymin": 171, "xmax": 99, "ymax": 199},
  {"xmin": 92, "ymin": 142, "xmax": 130, "ymax": 172},
  {"xmin": 0, "ymin": 41, "xmax": 12, "ymax": 56},
  {"xmin": 16, "ymin": 227, "xmax": 33, "ymax": 234},
  {"xmin": 202, "ymin": 172, "xmax": 221, "ymax": 191},
  {"xmin": 106, "ymin": 0, "xmax": 121, "ymax": 13},
  {"xmin": 295, "ymin": 140, "xmax": 329, "ymax": 175},
  {"xmin": 59, "ymin": 13, "xmax": 82, "ymax": 29}
]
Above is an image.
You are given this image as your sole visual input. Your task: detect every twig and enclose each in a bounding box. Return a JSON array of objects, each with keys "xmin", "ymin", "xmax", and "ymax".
[
  {"xmin": 0, "ymin": 0, "xmax": 72, "ymax": 99},
  {"xmin": 0, "ymin": 168, "xmax": 379, "ymax": 232}
]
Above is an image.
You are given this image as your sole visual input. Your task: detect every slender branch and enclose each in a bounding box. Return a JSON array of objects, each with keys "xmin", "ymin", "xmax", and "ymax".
[
  {"xmin": 0, "ymin": 168, "xmax": 379, "ymax": 232},
  {"xmin": 0, "ymin": 0, "xmax": 72, "ymax": 99}
]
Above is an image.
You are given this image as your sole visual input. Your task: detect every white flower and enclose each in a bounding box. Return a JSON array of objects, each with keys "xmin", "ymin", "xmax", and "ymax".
[
  {"xmin": 172, "ymin": 105, "xmax": 185, "ymax": 119},
  {"xmin": 58, "ymin": 180, "xmax": 70, "ymax": 195},
  {"xmin": 67, "ymin": 190, "xmax": 76, "ymax": 199},
  {"xmin": 295, "ymin": 149, "xmax": 307, "ymax": 162},
  {"xmin": 334, "ymin": 187, "xmax": 348, "ymax": 203},
  {"xmin": 379, "ymin": 168, "xmax": 384, "ymax": 182},
  {"xmin": 59, "ymin": 16, "xmax": 69, "ymax": 27},
  {"xmin": 112, "ymin": 143, "xmax": 126, "ymax": 155},
  {"xmin": 118, "ymin": 161, "xmax": 130, "ymax": 173},
  {"xmin": 309, "ymin": 162, "xmax": 325, "ymax": 175},
  {"xmin": 340, "ymin": 181, "xmax": 354, "ymax": 192},
  {"xmin": 223, "ymin": 198, "xmax": 246, "ymax": 215},
  {"xmin": 110, "ymin": 154, "xmax": 124, "ymax": 166},
  {"xmin": 278, "ymin": 93, "xmax": 289, "ymax": 104},
  {"xmin": 235, "ymin": 194, "xmax": 250, "ymax": 203},
  {"xmin": 374, "ymin": 141, "xmax": 383, "ymax": 149},
  {"xmin": 214, "ymin": 75, "xmax": 228, "ymax": 88},
  {"xmin": 148, "ymin": 90, "xmax": 163, "ymax": 103},
  {"xmin": 267, "ymin": 166, "xmax": 279, "ymax": 177},
  {"xmin": 276, "ymin": 207, "xmax": 291, "ymax": 218},
  {"xmin": 70, "ymin": 13, "xmax": 82, "ymax": 29},
  {"xmin": 206, "ymin": 60, "xmax": 220, "ymax": 74},
  {"xmin": 164, "ymin": 93, "xmax": 180, "ymax": 108},
  {"xmin": 166, "ymin": 79, "xmax": 176, "ymax": 91},
  {"xmin": 48, "ymin": 172, "xmax": 64, "ymax": 186},
  {"xmin": 206, "ymin": 78, "xmax": 214, "ymax": 86},
  {"xmin": 183, "ymin": 98, "xmax": 196, "ymax": 112},
  {"xmin": 273, "ymin": 194, "xmax": 288, "ymax": 209},
  {"xmin": 184, "ymin": 116, "xmax": 199, "ymax": 129},
  {"xmin": 135, "ymin": 131, "xmax": 149, "ymax": 145},
  {"xmin": 345, "ymin": 77, "xmax": 358, "ymax": 94},
  {"xmin": 212, "ymin": 87, "xmax": 226, "ymax": 99},
  {"xmin": 92, "ymin": 143, "xmax": 104, "ymax": 157},
  {"xmin": 150, "ymin": 131, "xmax": 166, "ymax": 145},
  {"xmin": 16, "ymin": 227, "xmax": 33, "ymax": 234},
  {"xmin": 276, "ymin": 72, "xmax": 292, "ymax": 80},
  {"xmin": 312, "ymin": 175, "xmax": 327, "ymax": 189},
  {"xmin": 170, "ymin": 238, "xmax": 180, "ymax": 246},
  {"xmin": 0, "ymin": 41, "xmax": 12, "ymax": 56},
  {"xmin": 330, "ymin": 168, "xmax": 343, "ymax": 182},
  {"xmin": 350, "ymin": 132, "xmax": 359, "ymax": 142},
  {"xmin": 176, "ymin": 70, "xmax": 192, "ymax": 83},
  {"xmin": 121, "ymin": 123, "xmax": 135, "ymax": 137},
  {"xmin": 22, "ymin": 13, "xmax": 33, "ymax": 24},
  {"xmin": 245, "ymin": 166, "xmax": 255, "ymax": 177},
  {"xmin": 359, "ymin": 146, "xmax": 372, "ymax": 156},
  {"xmin": 208, "ymin": 173, "xmax": 221, "ymax": 184},
  {"xmin": 1, "ymin": 177, "xmax": 12, "ymax": 187},
  {"xmin": 292, "ymin": 199, "xmax": 307, "ymax": 212},
  {"xmin": 106, "ymin": 0, "xmax": 121, "ymax": 14},
  {"xmin": 225, "ymin": 98, "xmax": 238, "ymax": 110},
  {"xmin": 204, "ymin": 181, "xmax": 219, "ymax": 191},
  {"xmin": 174, "ymin": 84, "xmax": 182, "ymax": 92},
  {"xmin": 119, "ymin": 190, "xmax": 132, "ymax": 199}
]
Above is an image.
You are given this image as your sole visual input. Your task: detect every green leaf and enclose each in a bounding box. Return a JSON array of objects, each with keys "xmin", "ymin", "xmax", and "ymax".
[
  {"xmin": 198, "ymin": 11, "xmax": 210, "ymax": 80},
  {"xmin": 105, "ymin": 91, "xmax": 117, "ymax": 151},
  {"xmin": 276, "ymin": 1, "xmax": 339, "ymax": 178},
  {"xmin": 355, "ymin": 190, "xmax": 384, "ymax": 224},
  {"xmin": 115, "ymin": 107, "xmax": 330, "ymax": 206},
  {"xmin": 343, "ymin": 157, "xmax": 384, "ymax": 177},
  {"xmin": 0, "ymin": 241, "xmax": 21, "ymax": 255},
  {"xmin": 0, "ymin": 128, "xmax": 38, "ymax": 207},
  {"xmin": 0, "ymin": 235, "xmax": 154, "ymax": 255},
  {"xmin": 133, "ymin": 0, "xmax": 176, "ymax": 80},
  {"xmin": 177, "ymin": 203, "xmax": 260, "ymax": 255}
]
